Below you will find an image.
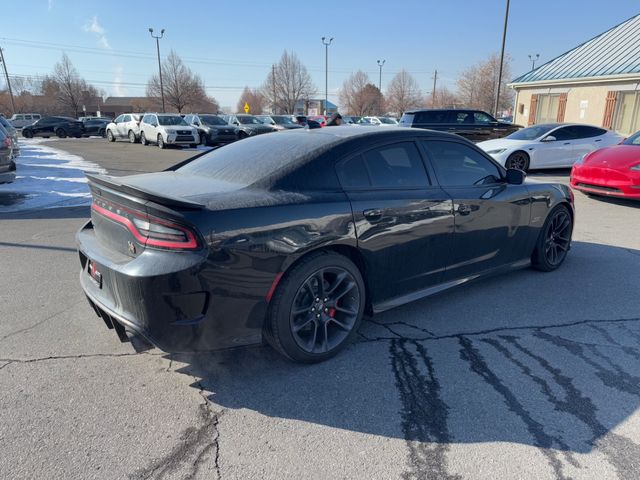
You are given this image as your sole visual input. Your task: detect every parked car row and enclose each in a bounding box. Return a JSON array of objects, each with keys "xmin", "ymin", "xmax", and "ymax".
[{"xmin": 0, "ymin": 117, "xmax": 18, "ymax": 184}]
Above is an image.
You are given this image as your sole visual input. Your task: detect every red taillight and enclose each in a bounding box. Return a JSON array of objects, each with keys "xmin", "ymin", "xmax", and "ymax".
[
  {"xmin": 92, "ymin": 199, "xmax": 199, "ymax": 250},
  {"xmin": 2, "ymin": 138, "xmax": 10, "ymax": 148}
]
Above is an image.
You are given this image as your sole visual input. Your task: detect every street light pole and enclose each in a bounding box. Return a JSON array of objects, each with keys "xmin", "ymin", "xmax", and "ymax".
[
  {"xmin": 149, "ymin": 27, "xmax": 165, "ymax": 113},
  {"xmin": 493, "ymin": 0, "xmax": 510, "ymax": 117},
  {"xmin": 528, "ymin": 53, "xmax": 540, "ymax": 70},
  {"xmin": 377, "ymin": 59, "xmax": 385, "ymax": 92},
  {"xmin": 321, "ymin": 36, "xmax": 333, "ymax": 116}
]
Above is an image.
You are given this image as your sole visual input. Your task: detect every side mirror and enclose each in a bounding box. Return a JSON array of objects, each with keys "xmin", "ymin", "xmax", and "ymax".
[
  {"xmin": 542, "ymin": 135, "xmax": 556, "ymax": 142},
  {"xmin": 234, "ymin": 121, "xmax": 240, "ymax": 126},
  {"xmin": 506, "ymin": 168, "xmax": 526, "ymax": 185}
]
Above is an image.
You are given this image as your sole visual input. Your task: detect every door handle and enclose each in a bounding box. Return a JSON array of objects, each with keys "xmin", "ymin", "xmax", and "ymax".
[
  {"xmin": 363, "ymin": 209, "xmax": 383, "ymax": 222},
  {"xmin": 457, "ymin": 204, "xmax": 472, "ymax": 216},
  {"xmin": 595, "ymin": 139, "xmax": 602, "ymax": 142},
  {"xmin": 563, "ymin": 142, "xmax": 571, "ymax": 145}
]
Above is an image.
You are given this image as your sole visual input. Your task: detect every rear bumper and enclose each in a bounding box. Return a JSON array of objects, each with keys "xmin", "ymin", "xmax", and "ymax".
[{"xmin": 76, "ymin": 220, "xmax": 265, "ymax": 352}]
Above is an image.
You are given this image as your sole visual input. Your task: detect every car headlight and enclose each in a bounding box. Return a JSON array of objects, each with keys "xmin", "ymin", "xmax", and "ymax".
[
  {"xmin": 486, "ymin": 148, "xmax": 507, "ymax": 155},
  {"xmin": 630, "ymin": 164, "xmax": 640, "ymax": 171}
]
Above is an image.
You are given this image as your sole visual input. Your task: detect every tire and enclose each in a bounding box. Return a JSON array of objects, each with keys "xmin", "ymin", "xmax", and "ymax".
[
  {"xmin": 56, "ymin": 128, "xmax": 67, "ymax": 138},
  {"xmin": 140, "ymin": 131, "xmax": 147, "ymax": 146},
  {"xmin": 128, "ymin": 130, "xmax": 137, "ymax": 144},
  {"xmin": 200, "ymin": 133, "xmax": 208, "ymax": 146},
  {"xmin": 505, "ymin": 151, "xmax": 530, "ymax": 172},
  {"xmin": 99, "ymin": 129, "xmax": 106, "ymax": 138},
  {"xmin": 238, "ymin": 131, "xmax": 248, "ymax": 140},
  {"xmin": 266, "ymin": 251, "xmax": 366, "ymax": 363},
  {"xmin": 22, "ymin": 130, "xmax": 33, "ymax": 139},
  {"xmin": 531, "ymin": 204, "xmax": 573, "ymax": 272},
  {"xmin": 157, "ymin": 134, "xmax": 165, "ymax": 149},
  {"xmin": 107, "ymin": 130, "xmax": 115, "ymax": 142}
]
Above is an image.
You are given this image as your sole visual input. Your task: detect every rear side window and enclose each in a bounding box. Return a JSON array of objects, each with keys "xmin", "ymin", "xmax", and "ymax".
[
  {"xmin": 123, "ymin": 115, "xmax": 131, "ymax": 122},
  {"xmin": 450, "ymin": 112, "xmax": 473, "ymax": 124},
  {"xmin": 568, "ymin": 125, "xmax": 607, "ymax": 138},
  {"xmin": 423, "ymin": 140, "xmax": 501, "ymax": 187},
  {"xmin": 338, "ymin": 142, "xmax": 430, "ymax": 189},
  {"xmin": 414, "ymin": 111, "xmax": 448, "ymax": 124}
]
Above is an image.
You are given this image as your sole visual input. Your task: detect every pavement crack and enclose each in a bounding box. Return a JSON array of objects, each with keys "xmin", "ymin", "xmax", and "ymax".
[
  {"xmin": 0, "ymin": 351, "xmax": 163, "ymax": 365},
  {"xmin": 356, "ymin": 316, "xmax": 640, "ymax": 344},
  {"xmin": 0, "ymin": 361, "xmax": 12, "ymax": 370},
  {"xmin": 0, "ymin": 300, "xmax": 83, "ymax": 343}
]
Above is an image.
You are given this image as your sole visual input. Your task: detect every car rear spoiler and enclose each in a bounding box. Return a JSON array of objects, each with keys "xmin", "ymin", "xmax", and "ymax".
[{"xmin": 85, "ymin": 173, "xmax": 205, "ymax": 210}]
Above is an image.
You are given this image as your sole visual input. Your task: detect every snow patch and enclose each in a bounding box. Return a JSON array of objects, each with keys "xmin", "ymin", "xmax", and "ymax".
[{"xmin": 0, "ymin": 138, "xmax": 106, "ymax": 212}]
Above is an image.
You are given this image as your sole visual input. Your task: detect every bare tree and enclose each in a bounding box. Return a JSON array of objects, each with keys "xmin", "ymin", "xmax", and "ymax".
[
  {"xmin": 424, "ymin": 86, "xmax": 460, "ymax": 109},
  {"xmin": 146, "ymin": 50, "xmax": 212, "ymax": 113},
  {"xmin": 262, "ymin": 51, "xmax": 316, "ymax": 114},
  {"xmin": 237, "ymin": 86, "xmax": 265, "ymax": 114},
  {"xmin": 457, "ymin": 53, "xmax": 513, "ymax": 113},
  {"xmin": 47, "ymin": 54, "xmax": 100, "ymax": 116},
  {"xmin": 385, "ymin": 69, "xmax": 423, "ymax": 116},
  {"xmin": 339, "ymin": 71, "xmax": 384, "ymax": 116}
]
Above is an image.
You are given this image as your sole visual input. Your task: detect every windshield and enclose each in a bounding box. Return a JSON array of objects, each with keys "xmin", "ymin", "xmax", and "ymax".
[
  {"xmin": 272, "ymin": 116, "xmax": 295, "ymax": 125},
  {"xmin": 623, "ymin": 131, "xmax": 640, "ymax": 145},
  {"xmin": 257, "ymin": 116, "xmax": 275, "ymax": 124},
  {"xmin": 379, "ymin": 117, "xmax": 398, "ymax": 124},
  {"xmin": 506, "ymin": 124, "xmax": 557, "ymax": 141},
  {"xmin": 158, "ymin": 116, "xmax": 188, "ymax": 126},
  {"xmin": 237, "ymin": 115, "xmax": 262, "ymax": 125},
  {"xmin": 201, "ymin": 115, "xmax": 227, "ymax": 126}
]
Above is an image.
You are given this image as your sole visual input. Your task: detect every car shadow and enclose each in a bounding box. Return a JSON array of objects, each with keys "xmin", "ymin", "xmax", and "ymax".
[{"xmin": 167, "ymin": 241, "xmax": 640, "ymax": 460}]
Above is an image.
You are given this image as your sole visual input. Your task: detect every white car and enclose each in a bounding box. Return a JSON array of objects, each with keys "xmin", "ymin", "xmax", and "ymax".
[
  {"xmin": 139, "ymin": 113, "xmax": 199, "ymax": 149},
  {"xmin": 106, "ymin": 113, "xmax": 143, "ymax": 143},
  {"xmin": 478, "ymin": 123, "xmax": 623, "ymax": 171},
  {"xmin": 360, "ymin": 116, "xmax": 399, "ymax": 127}
]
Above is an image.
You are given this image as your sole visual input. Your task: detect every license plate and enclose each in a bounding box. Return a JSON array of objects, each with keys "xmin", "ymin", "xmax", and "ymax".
[{"xmin": 88, "ymin": 260, "xmax": 103, "ymax": 288}]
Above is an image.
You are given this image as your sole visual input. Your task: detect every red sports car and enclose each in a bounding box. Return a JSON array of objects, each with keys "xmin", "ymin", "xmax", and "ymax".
[{"xmin": 571, "ymin": 130, "xmax": 640, "ymax": 200}]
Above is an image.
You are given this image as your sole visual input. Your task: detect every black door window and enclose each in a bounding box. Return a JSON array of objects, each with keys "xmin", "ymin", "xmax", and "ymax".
[
  {"xmin": 450, "ymin": 111, "xmax": 474, "ymax": 124},
  {"xmin": 473, "ymin": 112, "xmax": 494, "ymax": 124},
  {"xmin": 566, "ymin": 125, "xmax": 607, "ymax": 139},
  {"xmin": 415, "ymin": 111, "xmax": 448, "ymax": 124},
  {"xmin": 423, "ymin": 140, "xmax": 502, "ymax": 187},
  {"xmin": 338, "ymin": 142, "xmax": 430, "ymax": 189},
  {"xmin": 548, "ymin": 127, "xmax": 577, "ymax": 141}
]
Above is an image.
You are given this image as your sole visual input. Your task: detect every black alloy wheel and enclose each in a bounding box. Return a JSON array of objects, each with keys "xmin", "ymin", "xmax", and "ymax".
[
  {"xmin": 266, "ymin": 252, "xmax": 365, "ymax": 362},
  {"xmin": 506, "ymin": 151, "xmax": 529, "ymax": 172},
  {"xmin": 238, "ymin": 131, "xmax": 248, "ymax": 140},
  {"xmin": 56, "ymin": 128, "xmax": 67, "ymax": 138},
  {"xmin": 99, "ymin": 128, "xmax": 106, "ymax": 138},
  {"xmin": 23, "ymin": 130, "xmax": 33, "ymax": 138},
  {"xmin": 532, "ymin": 205, "xmax": 572, "ymax": 271},
  {"xmin": 200, "ymin": 132, "xmax": 208, "ymax": 146}
]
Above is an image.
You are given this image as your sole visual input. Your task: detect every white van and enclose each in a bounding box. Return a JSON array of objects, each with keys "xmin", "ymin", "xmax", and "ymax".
[{"xmin": 9, "ymin": 113, "xmax": 42, "ymax": 129}]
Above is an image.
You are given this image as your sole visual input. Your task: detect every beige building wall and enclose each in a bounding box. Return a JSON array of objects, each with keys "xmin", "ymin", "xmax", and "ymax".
[{"xmin": 511, "ymin": 80, "xmax": 640, "ymax": 132}]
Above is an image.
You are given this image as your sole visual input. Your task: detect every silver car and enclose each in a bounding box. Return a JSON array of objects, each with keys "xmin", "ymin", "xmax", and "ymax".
[
  {"xmin": 106, "ymin": 113, "xmax": 143, "ymax": 143},
  {"xmin": 0, "ymin": 116, "xmax": 20, "ymax": 158},
  {"xmin": 139, "ymin": 113, "xmax": 199, "ymax": 149},
  {"xmin": 9, "ymin": 113, "xmax": 41, "ymax": 129}
]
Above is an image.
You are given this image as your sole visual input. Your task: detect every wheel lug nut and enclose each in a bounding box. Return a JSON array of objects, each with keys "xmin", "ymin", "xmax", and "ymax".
[
  {"xmin": 324, "ymin": 308, "xmax": 328, "ymax": 312},
  {"xmin": 315, "ymin": 297, "xmax": 320, "ymax": 302},
  {"xmin": 316, "ymin": 314, "xmax": 321, "ymax": 318},
  {"xmin": 311, "ymin": 307, "xmax": 315, "ymax": 312},
  {"xmin": 323, "ymin": 298, "xmax": 328, "ymax": 302}
]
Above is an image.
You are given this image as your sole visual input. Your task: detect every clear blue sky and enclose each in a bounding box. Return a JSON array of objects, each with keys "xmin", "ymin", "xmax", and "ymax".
[{"xmin": 1, "ymin": 0, "xmax": 638, "ymax": 110}]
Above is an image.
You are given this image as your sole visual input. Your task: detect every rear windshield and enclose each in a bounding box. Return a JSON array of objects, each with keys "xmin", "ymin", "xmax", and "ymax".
[
  {"xmin": 158, "ymin": 116, "xmax": 188, "ymax": 126},
  {"xmin": 273, "ymin": 116, "xmax": 295, "ymax": 125},
  {"xmin": 399, "ymin": 113, "xmax": 414, "ymax": 126},
  {"xmin": 177, "ymin": 131, "xmax": 338, "ymax": 186},
  {"xmin": 237, "ymin": 115, "xmax": 262, "ymax": 125},
  {"xmin": 623, "ymin": 131, "xmax": 640, "ymax": 145}
]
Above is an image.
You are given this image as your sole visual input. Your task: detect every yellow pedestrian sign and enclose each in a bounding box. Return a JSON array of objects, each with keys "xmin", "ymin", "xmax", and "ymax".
[{"xmin": 244, "ymin": 102, "xmax": 250, "ymax": 113}]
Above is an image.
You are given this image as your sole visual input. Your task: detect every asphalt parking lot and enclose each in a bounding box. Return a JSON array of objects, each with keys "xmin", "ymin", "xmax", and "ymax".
[{"xmin": 1, "ymin": 137, "xmax": 640, "ymax": 479}]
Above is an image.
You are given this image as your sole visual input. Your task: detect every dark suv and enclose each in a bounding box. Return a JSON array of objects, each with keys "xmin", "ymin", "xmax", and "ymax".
[
  {"xmin": 22, "ymin": 116, "xmax": 85, "ymax": 139},
  {"xmin": 399, "ymin": 109, "xmax": 522, "ymax": 142}
]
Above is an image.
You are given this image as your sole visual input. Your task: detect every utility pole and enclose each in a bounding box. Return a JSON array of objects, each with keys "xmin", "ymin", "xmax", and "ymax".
[
  {"xmin": 494, "ymin": 0, "xmax": 510, "ymax": 117},
  {"xmin": 528, "ymin": 53, "xmax": 539, "ymax": 70},
  {"xmin": 377, "ymin": 59, "xmax": 385, "ymax": 92},
  {"xmin": 431, "ymin": 70, "xmax": 438, "ymax": 107},
  {"xmin": 0, "ymin": 47, "xmax": 16, "ymax": 115},
  {"xmin": 272, "ymin": 64, "xmax": 276, "ymax": 114},
  {"xmin": 321, "ymin": 36, "xmax": 333, "ymax": 116},
  {"xmin": 149, "ymin": 28, "xmax": 165, "ymax": 113}
]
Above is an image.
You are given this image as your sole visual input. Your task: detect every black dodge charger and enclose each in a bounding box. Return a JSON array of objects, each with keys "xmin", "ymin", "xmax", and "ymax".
[{"xmin": 77, "ymin": 127, "xmax": 574, "ymax": 363}]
